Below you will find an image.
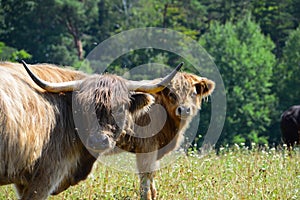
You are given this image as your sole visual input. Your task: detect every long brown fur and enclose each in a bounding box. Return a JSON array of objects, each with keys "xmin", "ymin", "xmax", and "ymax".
[
  {"xmin": 0, "ymin": 62, "xmax": 153, "ymax": 199},
  {"xmin": 115, "ymin": 72, "xmax": 215, "ymax": 200}
]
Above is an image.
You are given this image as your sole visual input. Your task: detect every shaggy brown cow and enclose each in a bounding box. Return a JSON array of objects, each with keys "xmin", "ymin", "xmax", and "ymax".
[
  {"xmin": 112, "ymin": 72, "xmax": 215, "ymax": 200},
  {"xmin": 0, "ymin": 61, "xmax": 181, "ymax": 200},
  {"xmin": 280, "ymin": 105, "xmax": 300, "ymax": 149}
]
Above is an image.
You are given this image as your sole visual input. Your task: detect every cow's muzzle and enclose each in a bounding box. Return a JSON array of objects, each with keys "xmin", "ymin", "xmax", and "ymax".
[
  {"xmin": 176, "ymin": 105, "xmax": 191, "ymax": 119},
  {"xmin": 86, "ymin": 131, "xmax": 115, "ymax": 153}
]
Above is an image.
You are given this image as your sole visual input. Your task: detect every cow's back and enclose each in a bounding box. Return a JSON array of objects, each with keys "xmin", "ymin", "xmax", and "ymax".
[{"xmin": 0, "ymin": 62, "xmax": 85, "ymax": 182}]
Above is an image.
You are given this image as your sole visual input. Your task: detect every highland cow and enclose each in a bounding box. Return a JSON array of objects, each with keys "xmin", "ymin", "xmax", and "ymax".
[{"xmin": 0, "ymin": 61, "xmax": 181, "ymax": 200}]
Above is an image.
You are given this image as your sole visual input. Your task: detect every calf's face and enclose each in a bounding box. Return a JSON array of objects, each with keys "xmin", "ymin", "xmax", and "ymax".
[{"xmin": 160, "ymin": 73, "xmax": 215, "ymax": 121}]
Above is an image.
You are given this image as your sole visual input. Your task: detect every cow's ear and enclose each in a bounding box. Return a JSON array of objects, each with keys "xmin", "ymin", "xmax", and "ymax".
[
  {"xmin": 195, "ymin": 78, "xmax": 215, "ymax": 97},
  {"xmin": 129, "ymin": 93, "xmax": 154, "ymax": 115}
]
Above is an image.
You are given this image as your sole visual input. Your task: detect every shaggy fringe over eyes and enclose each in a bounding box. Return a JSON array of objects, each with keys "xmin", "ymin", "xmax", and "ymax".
[
  {"xmin": 75, "ymin": 74, "xmax": 131, "ymax": 111},
  {"xmin": 130, "ymin": 93, "xmax": 155, "ymax": 118}
]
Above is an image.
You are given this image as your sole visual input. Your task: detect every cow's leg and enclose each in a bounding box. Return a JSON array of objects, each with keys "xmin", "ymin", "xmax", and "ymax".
[
  {"xmin": 136, "ymin": 153, "xmax": 159, "ymax": 200},
  {"xmin": 20, "ymin": 177, "xmax": 59, "ymax": 200},
  {"xmin": 20, "ymin": 176, "xmax": 62, "ymax": 200},
  {"xmin": 149, "ymin": 172, "xmax": 157, "ymax": 200},
  {"xmin": 19, "ymin": 163, "xmax": 67, "ymax": 200},
  {"xmin": 139, "ymin": 172, "xmax": 157, "ymax": 200},
  {"xmin": 298, "ymin": 130, "xmax": 300, "ymax": 144},
  {"xmin": 14, "ymin": 184, "xmax": 26, "ymax": 199}
]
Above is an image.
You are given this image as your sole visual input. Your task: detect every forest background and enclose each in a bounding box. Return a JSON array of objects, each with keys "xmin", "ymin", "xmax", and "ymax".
[{"xmin": 1, "ymin": 0, "xmax": 300, "ymax": 148}]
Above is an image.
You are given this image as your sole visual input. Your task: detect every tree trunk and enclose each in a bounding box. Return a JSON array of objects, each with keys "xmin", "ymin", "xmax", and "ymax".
[
  {"xmin": 65, "ymin": 18, "xmax": 84, "ymax": 60},
  {"xmin": 162, "ymin": 3, "xmax": 168, "ymax": 28},
  {"xmin": 74, "ymin": 36, "xmax": 83, "ymax": 60}
]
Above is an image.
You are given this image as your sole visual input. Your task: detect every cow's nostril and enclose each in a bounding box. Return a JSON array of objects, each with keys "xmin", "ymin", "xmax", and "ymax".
[
  {"xmin": 103, "ymin": 136, "xmax": 109, "ymax": 144},
  {"xmin": 177, "ymin": 106, "xmax": 182, "ymax": 115},
  {"xmin": 99, "ymin": 134, "xmax": 109, "ymax": 144},
  {"xmin": 186, "ymin": 107, "xmax": 191, "ymax": 114}
]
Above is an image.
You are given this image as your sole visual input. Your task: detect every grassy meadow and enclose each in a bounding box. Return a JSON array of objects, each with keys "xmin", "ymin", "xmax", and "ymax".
[{"xmin": 1, "ymin": 146, "xmax": 299, "ymax": 200}]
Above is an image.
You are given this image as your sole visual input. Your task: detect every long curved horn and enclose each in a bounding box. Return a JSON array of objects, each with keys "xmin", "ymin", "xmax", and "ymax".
[
  {"xmin": 21, "ymin": 60, "xmax": 82, "ymax": 93},
  {"xmin": 22, "ymin": 60, "xmax": 183, "ymax": 94},
  {"xmin": 126, "ymin": 62, "xmax": 183, "ymax": 93}
]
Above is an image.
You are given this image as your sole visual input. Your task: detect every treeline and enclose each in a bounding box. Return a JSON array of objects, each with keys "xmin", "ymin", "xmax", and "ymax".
[{"xmin": 0, "ymin": 0, "xmax": 299, "ymax": 147}]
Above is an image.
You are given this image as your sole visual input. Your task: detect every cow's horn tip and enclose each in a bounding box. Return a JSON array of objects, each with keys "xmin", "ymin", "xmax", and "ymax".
[
  {"xmin": 21, "ymin": 60, "xmax": 26, "ymax": 65},
  {"xmin": 176, "ymin": 62, "xmax": 184, "ymax": 71}
]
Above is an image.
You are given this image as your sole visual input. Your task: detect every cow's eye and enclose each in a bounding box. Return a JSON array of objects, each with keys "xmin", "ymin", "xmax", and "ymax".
[
  {"xmin": 191, "ymin": 91, "xmax": 197, "ymax": 98},
  {"xmin": 169, "ymin": 92, "xmax": 177, "ymax": 102}
]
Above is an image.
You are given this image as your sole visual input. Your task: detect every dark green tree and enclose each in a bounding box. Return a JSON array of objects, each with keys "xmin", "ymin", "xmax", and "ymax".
[
  {"xmin": 0, "ymin": 41, "xmax": 31, "ymax": 61},
  {"xmin": 98, "ymin": 0, "xmax": 208, "ymax": 69},
  {"xmin": 251, "ymin": 0, "xmax": 299, "ymax": 58},
  {"xmin": 54, "ymin": 0, "xmax": 100, "ymax": 60},
  {"xmin": 126, "ymin": 0, "xmax": 207, "ymax": 39},
  {"xmin": 0, "ymin": 0, "xmax": 64, "ymax": 63},
  {"xmin": 0, "ymin": 0, "xmax": 100, "ymax": 65},
  {"xmin": 200, "ymin": 14, "xmax": 277, "ymax": 146},
  {"xmin": 275, "ymin": 25, "xmax": 300, "ymax": 111}
]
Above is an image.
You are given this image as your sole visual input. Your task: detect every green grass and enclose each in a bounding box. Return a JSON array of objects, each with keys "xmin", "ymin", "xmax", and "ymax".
[{"xmin": 1, "ymin": 147, "xmax": 299, "ymax": 200}]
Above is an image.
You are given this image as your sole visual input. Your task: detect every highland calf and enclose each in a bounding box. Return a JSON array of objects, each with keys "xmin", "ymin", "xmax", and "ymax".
[
  {"xmin": 115, "ymin": 72, "xmax": 215, "ymax": 200},
  {"xmin": 0, "ymin": 61, "xmax": 181, "ymax": 200}
]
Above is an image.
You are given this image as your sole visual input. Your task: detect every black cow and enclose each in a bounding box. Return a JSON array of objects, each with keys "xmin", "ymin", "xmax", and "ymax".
[{"xmin": 280, "ymin": 105, "xmax": 300, "ymax": 149}]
